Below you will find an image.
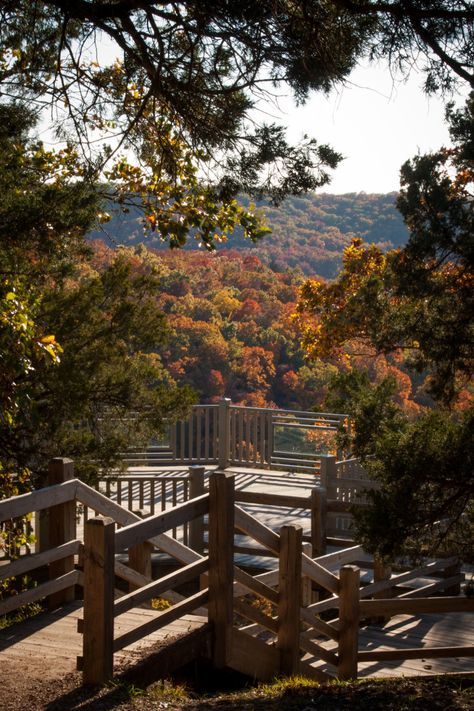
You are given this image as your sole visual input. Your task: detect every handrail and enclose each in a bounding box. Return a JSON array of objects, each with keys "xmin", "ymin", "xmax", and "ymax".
[
  {"xmin": 0, "ymin": 570, "xmax": 82, "ymax": 616},
  {"xmin": 115, "ymin": 494, "xmax": 209, "ymax": 552},
  {"xmin": 0, "ymin": 539, "xmax": 82, "ymax": 582},
  {"xmin": 0, "ymin": 479, "xmax": 77, "ymax": 521}
]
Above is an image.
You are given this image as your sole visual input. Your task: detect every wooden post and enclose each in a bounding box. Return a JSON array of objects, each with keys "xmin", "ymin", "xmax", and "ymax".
[
  {"xmin": 311, "ymin": 487, "xmax": 327, "ymax": 557},
  {"xmin": 278, "ymin": 525, "xmax": 302, "ymax": 676},
  {"xmin": 218, "ymin": 398, "xmax": 231, "ymax": 469},
  {"xmin": 319, "ymin": 455, "xmax": 337, "ymax": 495},
  {"xmin": 82, "ymin": 516, "xmax": 115, "ymax": 684},
  {"xmin": 188, "ymin": 465, "xmax": 206, "ymax": 554},
  {"xmin": 442, "ymin": 559, "xmax": 462, "ymax": 596},
  {"xmin": 369, "ymin": 555, "xmax": 392, "ymax": 624},
  {"xmin": 48, "ymin": 458, "xmax": 77, "ymax": 609},
  {"xmin": 338, "ymin": 564, "xmax": 360, "ymax": 680},
  {"xmin": 208, "ymin": 471, "xmax": 235, "ymax": 667},
  {"xmin": 128, "ymin": 509, "xmax": 153, "ymax": 594}
]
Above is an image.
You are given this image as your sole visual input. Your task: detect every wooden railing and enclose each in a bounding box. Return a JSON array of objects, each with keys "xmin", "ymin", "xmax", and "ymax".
[
  {"xmin": 122, "ymin": 399, "xmax": 349, "ymax": 472},
  {"xmin": 1, "ymin": 459, "xmax": 472, "ymax": 685},
  {"xmin": 97, "ymin": 454, "xmax": 379, "ymax": 554}
]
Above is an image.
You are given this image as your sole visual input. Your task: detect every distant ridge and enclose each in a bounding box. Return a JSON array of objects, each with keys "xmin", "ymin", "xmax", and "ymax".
[{"xmin": 89, "ymin": 192, "xmax": 408, "ymax": 278}]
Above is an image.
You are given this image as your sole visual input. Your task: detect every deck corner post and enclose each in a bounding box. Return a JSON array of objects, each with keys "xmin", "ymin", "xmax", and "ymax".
[
  {"xmin": 311, "ymin": 486, "xmax": 327, "ymax": 557},
  {"xmin": 319, "ymin": 454, "xmax": 337, "ymax": 492},
  {"xmin": 218, "ymin": 398, "xmax": 231, "ymax": 469},
  {"xmin": 338, "ymin": 564, "xmax": 360, "ymax": 680},
  {"xmin": 442, "ymin": 558, "xmax": 462, "ymax": 596},
  {"xmin": 370, "ymin": 555, "xmax": 392, "ymax": 624},
  {"xmin": 47, "ymin": 457, "xmax": 76, "ymax": 608},
  {"xmin": 128, "ymin": 509, "xmax": 153, "ymax": 593},
  {"xmin": 188, "ymin": 465, "xmax": 206, "ymax": 554},
  {"xmin": 278, "ymin": 524, "xmax": 303, "ymax": 676},
  {"xmin": 208, "ymin": 471, "xmax": 235, "ymax": 668},
  {"xmin": 83, "ymin": 516, "xmax": 115, "ymax": 685}
]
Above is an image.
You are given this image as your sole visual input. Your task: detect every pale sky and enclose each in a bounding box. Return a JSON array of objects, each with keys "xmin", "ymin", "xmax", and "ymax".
[
  {"xmin": 41, "ymin": 40, "xmax": 470, "ymax": 196},
  {"xmin": 266, "ymin": 62, "xmax": 470, "ymax": 194}
]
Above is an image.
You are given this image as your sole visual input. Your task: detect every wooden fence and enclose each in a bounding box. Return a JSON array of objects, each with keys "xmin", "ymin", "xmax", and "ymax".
[
  {"xmin": 1, "ymin": 459, "xmax": 473, "ymax": 685},
  {"xmin": 123, "ymin": 399, "xmax": 349, "ymax": 471}
]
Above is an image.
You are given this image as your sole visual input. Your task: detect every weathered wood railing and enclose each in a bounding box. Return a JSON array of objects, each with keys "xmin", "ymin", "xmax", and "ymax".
[
  {"xmin": 1, "ymin": 460, "xmax": 472, "ymax": 684},
  {"xmin": 122, "ymin": 399, "xmax": 349, "ymax": 471},
  {"xmin": 96, "ymin": 454, "xmax": 380, "ymax": 556}
]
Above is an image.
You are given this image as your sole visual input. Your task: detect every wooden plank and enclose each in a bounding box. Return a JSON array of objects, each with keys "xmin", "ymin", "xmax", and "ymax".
[
  {"xmin": 77, "ymin": 481, "xmax": 204, "ymax": 566},
  {"xmin": 235, "ymin": 490, "xmax": 310, "ymax": 509},
  {"xmin": 76, "ymin": 481, "xmax": 136, "ymax": 525},
  {"xmin": 338, "ymin": 565, "xmax": 360, "ymax": 680},
  {"xmin": 228, "ymin": 628, "xmax": 280, "ymax": 681},
  {"xmin": 315, "ymin": 545, "xmax": 365, "ymax": 569},
  {"xmin": 152, "ymin": 532, "xmax": 203, "ymax": 565},
  {"xmin": 82, "ymin": 517, "xmax": 115, "ymax": 684},
  {"xmin": 234, "ymin": 598, "xmax": 278, "ymax": 633},
  {"xmin": 0, "ymin": 570, "xmax": 80, "ymax": 616},
  {"xmin": 234, "ymin": 566, "xmax": 279, "ymax": 605},
  {"xmin": 359, "ymin": 596, "xmax": 474, "ymax": 617},
  {"xmin": 115, "ymin": 495, "xmax": 209, "ymax": 552},
  {"xmin": 0, "ymin": 540, "xmax": 81, "ymax": 581},
  {"xmin": 278, "ymin": 525, "xmax": 302, "ymax": 675},
  {"xmin": 360, "ymin": 557, "xmax": 459, "ymax": 598},
  {"xmin": 299, "ymin": 658, "xmax": 332, "ymax": 682},
  {"xmin": 299, "ymin": 632, "xmax": 339, "ymax": 667},
  {"xmin": 114, "ymin": 558, "xmax": 209, "ymax": 617},
  {"xmin": 301, "ymin": 553, "xmax": 340, "ymax": 595},
  {"xmin": 208, "ymin": 472, "xmax": 235, "ymax": 667},
  {"xmin": 300, "ymin": 605, "xmax": 340, "ymax": 641},
  {"xmin": 113, "ymin": 589, "xmax": 209, "ymax": 652},
  {"xmin": 358, "ymin": 646, "xmax": 474, "ymax": 662},
  {"xmin": 234, "ymin": 505, "xmax": 281, "ymax": 554},
  {"xmin": 0, "ymin": 479, "xmax": 77, "ymax": 522},
  {"xmin": 398, "ymin": 576, "xmax": 464, "ymax": 599}
]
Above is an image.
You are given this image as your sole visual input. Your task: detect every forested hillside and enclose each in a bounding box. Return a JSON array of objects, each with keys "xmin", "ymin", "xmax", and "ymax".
[
  {"xmin": 89, "ymin": 242, "xmax": 428, "ymax": 417},
  {"xmin": 91, "ymin": 192, "xmax": 408, "ymax": 277}
]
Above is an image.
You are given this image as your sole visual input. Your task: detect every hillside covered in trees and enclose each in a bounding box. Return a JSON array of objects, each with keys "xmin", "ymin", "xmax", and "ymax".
[
  {"xmin": 88, "ymin": 242, "xmax": 432, "ymax": 419},
  {"xmin": 91, "ymin": 192, "xmax": 408, "ymax": 278}
]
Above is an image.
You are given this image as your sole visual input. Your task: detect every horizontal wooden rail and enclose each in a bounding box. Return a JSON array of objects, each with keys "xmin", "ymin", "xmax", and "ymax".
[
  {"xmin": 113, "ymin": 589, "xmax": 209, "ymax": 652},
  {"xmin": 0, "ymin": 479, "xmax": 77, "ymax": 522},
  {"xmin": 114, "ymin": 558, "xmax": 209, "ymax": 617},
  {"xmin": 0, "ymin": 539, "xmax": 82, "ymax": 581},
  {"xmin": 359, "ymin": 556, "xmax": 459, "ymax": 599},
  {"xmin": 358, "ymin": 646, "xmax": 474, "ymax": 662},
  {"xmin": 115, "ymin": 494, "xmax": 209, "ymax": 552},
  {"xmin": 0, "ymin": 569, "xmax": 81, "ymax": 616},
  {"xmin": 359, "ymin": 596, "xmax": 474, "ymax": 617},
  {"xmin": 234, "ymin": 491, "xmax": 311, "ymax": 509}
]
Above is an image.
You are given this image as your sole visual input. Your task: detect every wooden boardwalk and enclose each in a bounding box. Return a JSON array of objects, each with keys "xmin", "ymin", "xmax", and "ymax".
[
  {"xmin": 307, "ymin": 611, "xmax": 474, "ymax": 678},
  {"xmin": 0, "ymin": 601, "xmax": 206, "ymax": 677},
  {"xmin": 1, "ymin": 603, "xmax": 472, "ymax": 680}
]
